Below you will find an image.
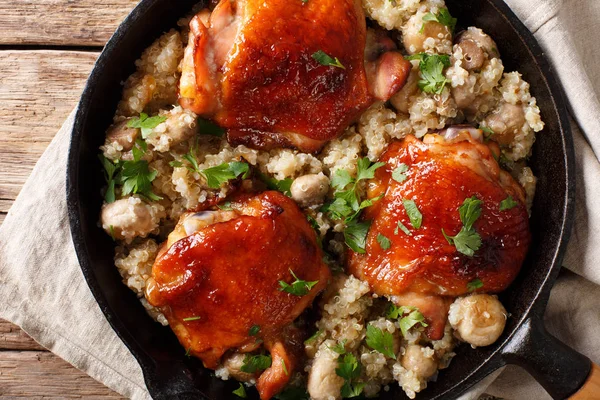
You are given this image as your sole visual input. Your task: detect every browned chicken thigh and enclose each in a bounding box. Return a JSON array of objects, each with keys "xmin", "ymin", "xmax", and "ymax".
[
  {"xmin": 145, "ymin": 191, "xmax": 330, "ymax": 399},
  {"xmin": 348, "ymin": 130, "xmax": 531, "ymax": 338},
  {"xmin": 179, "ymin": 0, "xmax": 411, "ymax": 152}
]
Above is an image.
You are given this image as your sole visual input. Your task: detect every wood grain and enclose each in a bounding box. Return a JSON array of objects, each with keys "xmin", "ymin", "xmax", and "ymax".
[
  {"xmin": 0, "ymin": 351, "xmax": 125, "ymax": 398},
  {"xmin": 0, "ymin": 0, "xmax": 138, "ymax": 47},
  {"xmin": 0, "ymin": 50, "xmax": 98, "ymax": 202},
  {"xmin": 0, "ymin": 321, "xmax": 45, "ymax": 351},
  {"xmin": 570, "ymin": 363, "xmax": 600, "ymax": 399}
]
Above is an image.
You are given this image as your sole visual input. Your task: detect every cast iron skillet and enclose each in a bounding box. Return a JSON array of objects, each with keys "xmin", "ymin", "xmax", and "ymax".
[{"xmin": 67, "ymin": 0, "xmax": 589, "ymax": 398}]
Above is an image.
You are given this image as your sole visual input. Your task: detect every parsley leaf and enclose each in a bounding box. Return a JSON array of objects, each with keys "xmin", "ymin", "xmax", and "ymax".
[
  {"xmin": 197, "ymin": 118, "xmax": 225, "ymax": 137},
  {"xmin": 279, "ymin": 269, "xmax": 319, "ymax": 296},
  {"xmin": 335, "ymin": 353, "xmax": 364, "ymax": 398},
  {"xmin": 399, "ymin": 309, "xmax": 429, "ymax": 336},
  {"xmin": 127, "ymin": 112, "xmax": 167, "ymax": 139},
  {"xmin": 312, "ymin": 50, "xmax": 346, "ymax": 69},
  {"xmin": 258, "ymin": 171, "xmax": 293, "ymax": 196},
  {"xmin": 356, "ymin": 158, "xmax": 386, "ymax": 181},
  {"xmin": 377, "ymin": 233, "xmax": 392, "ymax": 250},
  {"xmin": 304, "ymin": 330, "xmax": 324, "ymax": 345},
  {"xmin": 240, "ymin": 354, "xmax": 272, "ymax": 373},
  {"xmin": 421, "ymin": 8, "xmax": 457, "ymax": 32},
  {"xmin": 202, "ymin": 161, "xmax": 249, "ymax": 189},
  {"xmin": 500, "ymin": 195, "xmax": 519, "ymax": 211},
  {"xmin": 344, "ymin": 220, "xmax": 371, "ymax": 254},
  {"xmin": 331, "ymin": 169, "xmax": 354, "ymax": 191},
  {"xmin": 480, "ymin": 125, "xmax": 495, "ymax": 142},
  {"xmin": 217, "ymin": 201, "xmax": 233, "ymax": 211},
  {"xmin": 407, "ymin": 53, "xmax": 451, "ymax": 94},
  {"xmin": 281, "ymin": 359, "xmax": 289, "ymax": 376},
  {"xmin": 233, "ymin": 383, "xmax": 247, "ymax": 398},
  {"xmin": 99, "ymin": 155, "xmax": 118, "ymax": 203},
  {"xmin": 249, "ymin": 325, "xmax": 260, "ymax": 336},
  {"xmin": 365, "ymin": 325, "xmax": 396, "ymax": 358},
  {"xmin": 116, "ymin": 159, "xmax": 162, "ymax": 201},
  {"xmin": 392, "ymin": 163, "xmax": 409, "ymax": 183},
  {"xmin": 467, "ymin": 278, "xmax": 484, "ymax": 291},
  {"xmin": 402, "ymin": 199, "xmax": 423, "ymax": 229},
  {"xmin": 183, "ymin": 316, "xmax": 201, "ymax": 322},
  {"xmin": 394, "ymin": 221, "xmax": 412, "ymax": 236},
  {"xmin": 459, "ymin": 196, "xmax": 482, "ymax": 229},
  {"xmin": 443, "ymin": 196, "xmax": 483, "ymax": 256},
  {"xmin": 329, "ymin": 339, "xmax": 347, "ymax": 355}
]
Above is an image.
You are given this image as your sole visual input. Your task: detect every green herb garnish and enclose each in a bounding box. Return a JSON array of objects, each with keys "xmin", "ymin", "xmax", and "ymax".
[
  {"xmin": 249, "ymin": 325, "xmax": 260, "ymax": 336},
  {"xmin": 127, "ymin": 112, "xmax": 167, "ymax": 139},
  {"xmin": 183, "ymin": 316, "xmax": 201, "ymax": 322},
  {"xmin": 443, "ymin": 196, "xmax": 483, "ymax": 256},
  {"xmin": 336, "ymin": 353, "xmax": 364, "ymax": 398},
  {"xmin": 233, "ymin": 383, "xmax": 247, "ymax": 398},
  {"xmin": 278, "ymin": 269, "xmax": 319, "ymax": 296},
  {"xmin": 258, "ymin": 171, "xmax": 293, "ymax": 196},
  {"xmin": 499, "ymin": 195, "xmax": 519, "ymax": 211},
  {"xmin": 467, "ymin": 278, "xmax": 484, "ymax": 292},
  {"xmin": 312, "ymin": 50, "xmax": 345, "ymax": 69},
  {"xmin": 394, "ymin": 221, "xmax": 412, "ymax": 236},
  {"xmin": 344, "ymin": 220, "xmax": 371, "ymax": 254},
  {"xmin": 421, "ymin": 8, "xmax": 457, "ymax": 32},
  {"xmin": 377, "ymin": 233, "xmax": 392, "ymax": 250},
  {"xmin": 241, "ymin": 354, "xmax": 272, "ymax": 373},
  {"xmin": 100, "ymin": 155, "xmax": 118, "ymax": 203},
  {"xmin": 402, "ymin": 199, "xmax": 423, "ymax": 229},
  {"xmin": 329, "ymin": 339, "xmax": 347, "ymax": 355},
  {"xmin": 201, "ymin": 161, "xmax": 249, "ymax": 189},
  {"xmin": 407, "ymin": 53, "xmax": 451, "ymax": 94},
  {"xmin": 365, "ymin": 325, "xmax": 396, "ymax": 358},
  {"xmin": 386, "ymin": 305, "xmax": 428, "ymax": 336},
  {"xmin": 304, "ymin": 329, "xmax": 324, "ymax": 345},
  {"xmin": 392, "ymin": 163, "xmax": 409, "ymax": 183},
  {"xmin": 116, "ymin": 159, "xmax": 162, "ymax": 201}
]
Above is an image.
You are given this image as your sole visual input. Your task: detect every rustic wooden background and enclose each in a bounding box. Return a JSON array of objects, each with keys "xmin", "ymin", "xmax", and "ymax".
[{"xmin": 0, "ymin": 1, "xmax": 139, "ymax": 397}]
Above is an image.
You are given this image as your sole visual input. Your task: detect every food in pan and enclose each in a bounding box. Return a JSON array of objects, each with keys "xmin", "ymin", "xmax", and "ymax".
[{"xmin": 99, "ymin": 0, "xmax": 543, "ymax": 398}]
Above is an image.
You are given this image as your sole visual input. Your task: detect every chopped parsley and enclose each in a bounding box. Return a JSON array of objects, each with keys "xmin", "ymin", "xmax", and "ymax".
[
  {"xmin": 323, "ymin": 158, "xmax": 385, "ymax": 252},
  {"xmin": 127, "ymin": 112, "xmax": 166, "ymax": 139},
  {"xmin": 278, "ymin": 269, "xmax": 319, "ymax": 296},
  {"xmin": 467, "ymin": 278, "xmax": 484, "ymax": 292},
  {"xmin": 233, "ymin": 383, "xmax": 247, "ymax": 398},
  {"xmin": 197, "ymin": 118, "xmax": 225, "ymax": 137},
  {"xmin": 312, "ymin": 50, "xmax": 346, "ymax": 69},
  {"xmin": 329, "ymin": 339, "xmax": 347, "ymax": 355},
  {"xmin": 402, "ymin": 199, "xmax": 423, "ymax": 229},
  {"xmin": 386, "ymin": 305, "xmax": 428, "ymax": 336},
  {"xmin": 394, "ymin": 221, "xmax": 412, "ymax": 236},
  {"xmin": 365, "ymin": 324, "xmax": 396, "ymax": 358},
  {"xmin": 99, "ymin": 155, "xmax": 118, "ymax": 203},
  {"xmin": 421, "ymin": 8, "xmax": 457, "ymax": 32},
  {"xmin": 377, "ymin": 233, "xmax": 392, "ymax": 250},
  {"xmin": 304, "ymin": 329, "xmax": 324, "ymax": 346},
  {"xmin": 344, "ymin": 220, "xmax": 371, "ymax": 254},
  {"xmin": 241, "ymin": 354, "xmax": 272, "ymax": 373},
  {"xmin": 480, "ymin": 125, "xmax": 495, "ymax": 141},
  {"xmin": 183, "ymin": 316, "xmax": 201, "ymax": 322},
  {"xmin": 442, "ymin": 196, "xmax": 483, "ymax": 257},
  {"xmin": 407, "ymin": 53, "xmax": 451, "ymax": 94},
  {"xmin": 110, "ymin": 155, "xmax": 162, "ymax": 201},
  {"xmin": 109, "ymin": 225, "xmax": 116, "ymax": 241},
  {"xmin": 185, "ymin": 347, "xmax": 191, "ymax": 357},
  {"xmin": 217, "ymin": 201, "xmax": 233, "ymax": 211},
  {"xmin": 500, "ymin": 195, "xmax": 519, "ymax": 211},
  {"xmin": 258, "ymin": 171, "xmax": 293, "ymax": 196},
  {"xmin": 281, "ymin": 359, "xmax": 289, "ymax": 376},
  {"xmin": 335, "ymin": 353, "xmax": 365, "ymax": 398},
  {"xmin": 202, "ymin": 161, "xmax": 249, "ymax": 189},
  {"xmin": 392, "ymin": 163, "xmax": 409, "ymax": 183},
  {"xmin": 248, "ymin": 325, "xmax": 260, "ymax": 336}
]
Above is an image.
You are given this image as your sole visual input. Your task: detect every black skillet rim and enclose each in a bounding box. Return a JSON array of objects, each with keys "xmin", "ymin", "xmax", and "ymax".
[{"xmin": 66, "ymin": 0, "xmax": 576, "ymax": 398}]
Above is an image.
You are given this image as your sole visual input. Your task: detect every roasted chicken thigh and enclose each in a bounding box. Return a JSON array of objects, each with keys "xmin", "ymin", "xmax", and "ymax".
[
  {"xmin": 348, "ymin": 131, "xmax": 530, "ymax": 338},
  {"xmin": 179, "ymin": 0, "xmax": 411, "ymax": 152},
  {"xmin": 146, "ymin": 191, "xmax": 330, "ymax": 399}
]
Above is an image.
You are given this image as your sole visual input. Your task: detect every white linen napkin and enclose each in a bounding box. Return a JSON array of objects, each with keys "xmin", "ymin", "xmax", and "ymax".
[{"xmin": 1, "ymin": 1, "xmax": 599, "ymax": 399}]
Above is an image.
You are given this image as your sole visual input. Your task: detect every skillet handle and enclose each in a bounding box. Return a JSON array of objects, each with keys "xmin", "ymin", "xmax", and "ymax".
[
  {"xmin": 570, "ymin": 363, "xmax": 600, "ymax": 399},
  {"xmin": 501, "ymin": 315, "xmax": 591, "ymax": 399}
]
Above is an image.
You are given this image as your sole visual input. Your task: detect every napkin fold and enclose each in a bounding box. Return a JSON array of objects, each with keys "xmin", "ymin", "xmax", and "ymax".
[{"xmin": 1, "ymin": 0, "xmax": 600, "ymax": 399}]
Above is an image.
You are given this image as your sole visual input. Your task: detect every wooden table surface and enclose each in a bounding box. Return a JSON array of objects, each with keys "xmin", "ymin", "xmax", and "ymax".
[{"xmin": 0, "ymin": 1, "xmax": 139, "ymax": 397}]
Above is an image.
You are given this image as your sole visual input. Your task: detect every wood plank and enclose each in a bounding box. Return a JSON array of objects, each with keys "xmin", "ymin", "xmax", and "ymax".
[
  {"xmin": 0, "ymin": 0, "xmax": 138, "ymax": 47},
  {"xmin": 0, "ymin": 50, "xmax": 99, "ymax": 202},
  {"xmin": 0, "ymin": 350, "xmax": 125, "ymax": 398},
  {"xmin": 0, "ymin": 320, "xmax": 46, "ymax": 351}
]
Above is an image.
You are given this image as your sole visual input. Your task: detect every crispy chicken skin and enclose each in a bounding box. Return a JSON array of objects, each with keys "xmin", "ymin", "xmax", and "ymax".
[
  {"xmin": 145, "ymin": 191, "xmax": 330, "ymax": 399},
  {"xmin": 348, "ymin": 134, "xmax": 530, "ymax": 338},
  {"xmin": 179, "ymin": 0, "xmax": 411, "ymax": 152}
]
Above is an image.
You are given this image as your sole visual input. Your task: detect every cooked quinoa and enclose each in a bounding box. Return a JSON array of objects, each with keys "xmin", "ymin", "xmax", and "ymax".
[{"xmin": 99, "ymin": 0, "xmax": 544, "ymax": 398}]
